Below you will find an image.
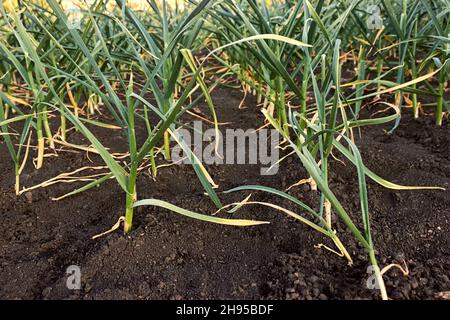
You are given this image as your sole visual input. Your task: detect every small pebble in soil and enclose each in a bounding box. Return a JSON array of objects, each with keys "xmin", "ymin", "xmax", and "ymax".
[{"xmin": 24, "ymin": 192, "xmax": 33, "ymax": 204}]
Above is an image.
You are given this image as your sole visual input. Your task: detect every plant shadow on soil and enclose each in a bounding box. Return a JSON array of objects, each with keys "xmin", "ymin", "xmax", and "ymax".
[{"xmin": 0, "ymin": 86, "xmax": 449, "ymax": 300}]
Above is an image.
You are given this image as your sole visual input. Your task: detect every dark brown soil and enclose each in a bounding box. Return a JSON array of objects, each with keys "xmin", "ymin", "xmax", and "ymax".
[{"xmin": 0, "ymin": 87, "xmax": 449, "ymax": 300}]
